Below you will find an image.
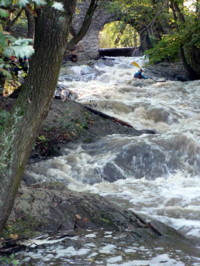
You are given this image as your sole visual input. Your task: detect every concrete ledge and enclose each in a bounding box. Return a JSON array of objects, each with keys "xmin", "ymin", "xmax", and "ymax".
[{"xmin": 99, "ymin": 47, "xmax": 142, "ymax": 57}]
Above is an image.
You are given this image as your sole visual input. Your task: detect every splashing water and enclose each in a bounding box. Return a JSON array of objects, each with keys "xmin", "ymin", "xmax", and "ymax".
[{"xmin": 19, "ymin": 56, "xmax": 200, "ymax": 265}]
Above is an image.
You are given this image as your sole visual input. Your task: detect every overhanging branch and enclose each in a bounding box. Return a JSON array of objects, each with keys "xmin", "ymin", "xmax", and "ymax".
[{"xmin": 67, "ymin": 0, "xmax": 99, "ymax": 50}]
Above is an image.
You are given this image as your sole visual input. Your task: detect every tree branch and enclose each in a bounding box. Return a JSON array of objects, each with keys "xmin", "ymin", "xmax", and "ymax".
[
  {"xmin": 66, "ymin": 0, "xmax": 99, "ymax": 50},
  {"xmin": 10, "ymin": 9, "xmax": 23, "ymax": 27}
]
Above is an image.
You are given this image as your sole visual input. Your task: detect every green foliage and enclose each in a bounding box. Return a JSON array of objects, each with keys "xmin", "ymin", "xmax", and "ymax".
[
  {"xmin": 0, "ymin": 2, "xmax": 34, "ymax": 87},
  {"xmin": 0, "ymin": 254, "xmax": 19, "ymax": 266},
  {"xmin": 61, "ymin": 117, "xmax": 88, "ymax": 132},
  {"xmin": 34, "ymin": 135, "xmax": 50, "ymax": 155},
  {"xmin": 0, "ymin": 29, "xmax": 17, "ymax": 82},
  {"xmin": 108, "ymin": 0, "xmax": 159, "ymax": 29},
  {"xmin": 18, "ymin": 0, "xmax": 47, "ymax": 7},
  {"xmin": 182, "ymin": 22, "xmax": 200, "ymax": 49},
  {"xmin": 0, "ymin": 8, "xmax": 9, "ymax": 18},
  {"xmin": 0, "ymin": 0, "xmax": 60, "ymax": 86},
  {"xmin": 0, "ymin": 0, "xmax": 12, "ymax": 7},
  {"xmin": 38, "ymin": 135, "xmax": 49, "ymax": 142},
  {"xmin": 106, "ymin": 0, "xmax": 175, "ymax": 51},
  {"xmin": 3, "ymin": 216, "xmax": 43, "ymax": 239},
  {"xmin": 0, "ymin": 30, "xmax": 15, "ymax": 54},
  {"xmin": 99, "ymin": 21, "xmax": 140, "ymax": 48},
  {"xmin": 145, "ymin": 21, "xmax": 200, "ymax": 64},
  {"xmin": 145, "ymin": 34, "xmax": 180, "ymax": 63},
  {"xmin": 3, "ymin": 38, "xmax": 34, "ymax": 58}
]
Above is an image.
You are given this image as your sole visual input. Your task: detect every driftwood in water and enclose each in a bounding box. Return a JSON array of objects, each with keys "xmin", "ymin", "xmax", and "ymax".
[{"xmin": 84, "ymin": 105, "xmax": 133, "ymax": 128}]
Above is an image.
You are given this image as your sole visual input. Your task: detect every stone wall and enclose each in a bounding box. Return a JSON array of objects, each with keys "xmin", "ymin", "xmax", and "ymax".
[{"xmin": 70, "ymin": 0, "xmax": 121, "ymax": 61}]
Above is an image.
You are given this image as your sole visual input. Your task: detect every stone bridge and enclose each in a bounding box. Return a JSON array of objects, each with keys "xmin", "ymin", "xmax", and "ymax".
[{"xmin": 69, "ymin": 0, "xmax": 142, "ymax": 61}]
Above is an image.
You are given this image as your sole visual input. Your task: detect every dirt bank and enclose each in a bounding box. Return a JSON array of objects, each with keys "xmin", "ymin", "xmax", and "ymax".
[{"xmin": 0, "ymin": 95, "xmax": 154, "ymax": 162}]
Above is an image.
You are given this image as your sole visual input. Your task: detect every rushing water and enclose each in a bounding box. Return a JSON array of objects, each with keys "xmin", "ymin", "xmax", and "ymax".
[{"xmin": 17, "ymin": 57, "xmax": 200, "ymax": 265}]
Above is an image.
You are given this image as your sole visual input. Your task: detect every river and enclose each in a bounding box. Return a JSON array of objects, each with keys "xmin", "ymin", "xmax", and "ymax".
[{"xmin": 16, "ymin": 57, "xmax": 200, "ymax": 265}]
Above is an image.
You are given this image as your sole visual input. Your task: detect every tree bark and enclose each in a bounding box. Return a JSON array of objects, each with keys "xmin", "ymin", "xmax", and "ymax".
[
  {"xmin": 169, "ymin": 0, "xmax": 200, "ymax": 79},
  {"xmin": 0, "ymin": 0, "xmax": 76, "ymax": 232},
  {"xmin": 180, "ymin": 45, "xmax": 200, "ymax": 79}
]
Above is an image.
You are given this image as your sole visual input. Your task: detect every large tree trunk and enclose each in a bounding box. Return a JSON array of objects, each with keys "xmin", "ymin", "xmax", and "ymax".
[
  {"xmin": 0, "ymin": 0, "xmax": 76, "ymax": 232},
  {"xmin": 180, "ymin": 45, "xmax": 200, "ymax": 79},
  {"xmin": 170, "ymin": 0, "xmax": 200, "ymax": 79}
]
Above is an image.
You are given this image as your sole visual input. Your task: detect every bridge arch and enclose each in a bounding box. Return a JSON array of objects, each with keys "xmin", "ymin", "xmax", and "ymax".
[
  {"xmin": 99, "ymin": 21, "xmax": 140, "ymax": 48},
  {"xmin": 69, "ymin": 1, "xmax": 146, "ymax": 61},
  {"xmin": 70, "ymin": 1, "xmax": 118, "ymax": 60}
]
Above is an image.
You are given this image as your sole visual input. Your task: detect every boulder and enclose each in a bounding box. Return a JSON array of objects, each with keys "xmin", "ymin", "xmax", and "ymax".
[{"xmin": 9, "ymin": 182, "xmax": 188, "ymax": 244}]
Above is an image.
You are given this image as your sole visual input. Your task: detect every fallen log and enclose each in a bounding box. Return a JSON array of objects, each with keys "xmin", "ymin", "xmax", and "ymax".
[{"xmin": 83, "ymin": 105, "xmax": 133, "ymax": 128}]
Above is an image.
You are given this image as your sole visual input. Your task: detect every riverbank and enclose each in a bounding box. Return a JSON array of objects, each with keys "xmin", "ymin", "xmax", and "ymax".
[
  {"xmin": 0, "ymin": 95, "xmax": 154, "ymax": 163},
  {"xmin": 2, "ymin": 181, "xmax": 191, "ymax": 251},
  {"xmin": 146, "ymin": 61, "xmax": 191, "ymax": 81},
  {"xmin": 30, "ymin": 98, "xmax": 148, "ymax": 162},
  {"xmin": 0, "ymin": 94, "xmax": 188, "ymax": 247},
  {"xmin": 0, "ymin": 95, "xmax": 152, "ymax": 238},
  {"xmin": 0, "ymin": 59, "xmax": 197, "ymax": 257},
  {"xmin": 0, "ymin": 95, "xmax": 197, "ymax": 256}
]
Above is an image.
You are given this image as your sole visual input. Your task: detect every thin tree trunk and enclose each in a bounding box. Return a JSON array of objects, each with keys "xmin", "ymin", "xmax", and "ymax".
[
  {"xmin": 196, "ymin": 0, "xmax": 200, "ymax": 19},
  {"xmin": 25, "ymin": 7, "xmax": 35, "ymax": 39},
  {"xmin": 134, "ymin": 31, "xmax": 138, "ymax": 47},
  {"xmin": 0, "ymin": 0, "xmax": 76, "ymax": 232}
]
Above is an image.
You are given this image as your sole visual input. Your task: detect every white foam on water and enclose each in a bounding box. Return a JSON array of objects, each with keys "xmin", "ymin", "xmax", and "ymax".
[
  {"xmin": 99, "ymin": 244, "xmax": 116, "ymax": 254},
  {"xmin": 81, "ymin": 173, "xmax": 200, "ymax": 238},
  {"xmin": 107, "ymin": 255, "xmax": 123, "ymax": 263},
  {"xmin": 114, "ymin": 254, "xmax": 185, "ymax": 266},
  {"xmin": 20, "ymin": 56, "xmax": 200, "ymax": 265},
  {"xmin": 85, "ymin": 233, "xmax": 97, "ymax": 238}
]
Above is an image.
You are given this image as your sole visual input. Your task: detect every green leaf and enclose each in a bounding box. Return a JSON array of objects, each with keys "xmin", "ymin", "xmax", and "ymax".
[
  {"xmin": 10, "ymin": 254, "xmax": 15, "ymax": 259},
  {"xmin": 0, "ymin": 8, "xmax": 9, "ymax": 18},
  {"xmin": 0, "ymin": 68, "xmax": 12, "ymax": 79},
  {"xmin": 0, "ymin": 0, "xmax": 12, "ymax": 7},
  {"xmin": 12, "ymin": 260, "xmax": 19, "ymax": 265}
]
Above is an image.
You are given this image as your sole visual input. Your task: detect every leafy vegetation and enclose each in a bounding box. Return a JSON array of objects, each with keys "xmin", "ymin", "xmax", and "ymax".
[
  {"xmin": 99, "ymin": 21, "xmax": 139, "ymax": 48},
  {"xmin": 107, "ymin": 0, "xmax": 200, "ymax": 78},
  {"xmin": 0, "ymin": 254, "xmax": 19, "ymax": 266},
  {"xmin": 107, "ymin": 0, "xmax": 166, "ymax": 48},
  {"xmin": 153, "ymin": 23, "xmax": 198, "ymax": 78},
  {"xmin": 0, "ymin": 1, "xmax": 34, "ymax": 89},
  {"xmin": 145, "ymin": 34, "xmax": 180, "ymax": 63}
]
